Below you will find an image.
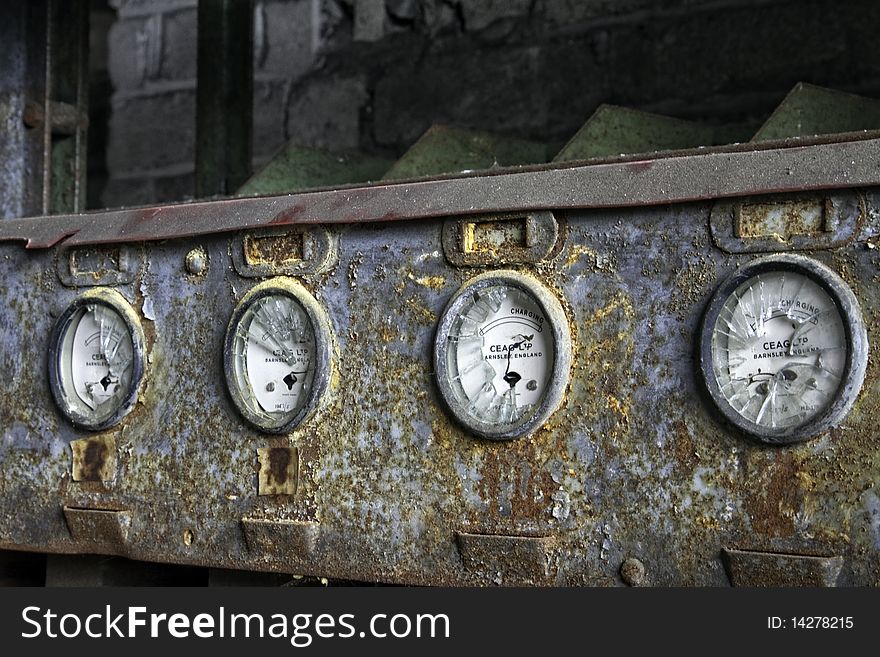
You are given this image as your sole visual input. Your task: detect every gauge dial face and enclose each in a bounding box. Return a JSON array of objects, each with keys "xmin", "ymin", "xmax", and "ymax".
[
  {"xmin": 50, "ymin": 294, "xmax": 143, "ymax": 430},
  {"xmin": 226, "ymin": 284, "xmax": 329, "ymax": 433},
  {"xmin": 703, "ymin": 255, "xmax": 868, "ymax": 442},
  {"xmin": 436, "ymin": 272, "xmax": 571, "ymax": 440},
  {"xmin": 712, "ymin": 270, "xmax": 846, "ymax": 429}
]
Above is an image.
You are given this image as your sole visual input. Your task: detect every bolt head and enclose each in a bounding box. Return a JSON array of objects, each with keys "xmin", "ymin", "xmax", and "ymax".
[
  {"xmin": 620, "ymin": 557, "xmax": 646, "ymax": 586},
  {"xmin": 185, "ymin": 249, "xmax": 207, "ymax": 275}
]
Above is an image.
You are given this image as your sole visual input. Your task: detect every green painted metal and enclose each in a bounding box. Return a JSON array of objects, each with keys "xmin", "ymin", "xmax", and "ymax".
[
  {"xmin": 237, "ymin": 145, "xmax": 393, "ymax": 196},
  {"xmin": 382, "ymin": 124, "xmax": 548, "ymax": 180},
  {"xmin": 753, "ymin": 83, "xmax": 880, "ymax": 142},
  {"xmin": 553, "ymin": 104, "xmax": 717, "ymax": 162}
]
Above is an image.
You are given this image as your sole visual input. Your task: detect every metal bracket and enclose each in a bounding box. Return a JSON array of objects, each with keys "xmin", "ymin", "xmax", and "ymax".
[
  {"xmin": 709, "ymin": 191, "xmax": 863, "ymax": 253},
  {"xmin": 57, "ymin": 244, "xmax": 136, "ymax": 287},
  {"xmin": 240, "ymin": 518, "xmax": 321, "ymax": 557},
  {"xmin": 231, "ymin": 226, "xmax": 338, "ymax": 277},
  {"xmin": 442, "ymin": 211, "xmax": 559, "ymax": 267},
  {"xmin": 63, "ymin": 507, "xmax": 132, "ymax": 556},
  {"xmin": 456, "ymin": 532, "xmax": 557, "ymax": 581},
  {"xmin": 722, "ymin": 548, "xmax": 844, "ymax": 586}
]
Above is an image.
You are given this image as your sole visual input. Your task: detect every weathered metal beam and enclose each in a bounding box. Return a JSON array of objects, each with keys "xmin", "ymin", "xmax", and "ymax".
[
  {"xmin": 195, "ymin": 0, "xmax": 254, "ymax": 197},
  {"xmin": 1, "ymin": 132, "xmax": 879, "ymax": 248}
]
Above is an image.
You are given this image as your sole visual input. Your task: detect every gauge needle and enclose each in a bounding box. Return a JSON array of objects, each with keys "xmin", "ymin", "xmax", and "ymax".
[
  {"xmin": 502, "ymin": 334, "xmax": 532, "ymax": 388},
  {"xmin": 787, "ymin": 309, "xmax": 833, "ymax": 355},
  {"xmin": 283, "ymin": 371, "xmax": 308, "ymax": 390},
  {"xmin": 755, "ymin": 377, "xmax": 778, "ymax": 425}
]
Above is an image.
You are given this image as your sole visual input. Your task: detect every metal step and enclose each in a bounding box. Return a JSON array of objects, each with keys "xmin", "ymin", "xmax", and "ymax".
[
  {"xmin": 236, "ymin": 145, "xmax": 392, "ymax": 196},
  {"xmin": 553, "ymin": 104, "xmax": 717, "ymax": 161},
  {"xmin": 752, "ymin": 82, "xmax": 880, "ymax": 141},
  {"xmin": 381, "ymin": 124, "xmax": 548, "ymax": 180}
]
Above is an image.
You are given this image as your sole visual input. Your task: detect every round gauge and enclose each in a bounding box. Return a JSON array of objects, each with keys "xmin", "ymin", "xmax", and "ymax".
[
  {"xmin": 224, "ymin": 278, "xmax": 332, "ymax": 433},
  {"xmin": 48, "ymin": 289, "xmax": 145, "ymax": 430},
  {"xmin": 700, "ymin": 254, "xmax": 867, "ymax": 443},
  {"xmin": 434, "ymin": 271, "xmax": 572, "ymax": 440}
]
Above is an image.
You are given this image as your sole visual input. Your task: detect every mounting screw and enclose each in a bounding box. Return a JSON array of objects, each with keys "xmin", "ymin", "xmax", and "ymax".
[
  {"xmin": 620, "ymin": 557, "xmax": 646, "ymax": 586},
  {"xmin": 185, "ymin": 248, "xmax": 207, "ymax": 275}
]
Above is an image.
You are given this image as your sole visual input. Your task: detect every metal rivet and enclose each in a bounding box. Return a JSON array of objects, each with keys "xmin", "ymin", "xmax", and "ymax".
[
  {"xmin": 620, "ymin": 557, "xmax": 646, "ymax": 586},
  {"xmin": 182, "ymin": 528, "xmax": 194, "ymax": 546},
  {"xmin": 185, "ymin": 248, "xmax": 207, "ymax": 275}
]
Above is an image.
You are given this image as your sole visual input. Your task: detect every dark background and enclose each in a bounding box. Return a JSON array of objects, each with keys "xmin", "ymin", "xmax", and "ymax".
[{"xmin": 90, "ymin": 0, "xmax": 880, "ymax": 208}]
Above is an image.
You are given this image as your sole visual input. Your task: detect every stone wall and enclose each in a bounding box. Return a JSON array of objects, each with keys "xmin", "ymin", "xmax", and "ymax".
[{"xmin": 98, "ymin": 0, "xmax": 880, "ymax": 207}]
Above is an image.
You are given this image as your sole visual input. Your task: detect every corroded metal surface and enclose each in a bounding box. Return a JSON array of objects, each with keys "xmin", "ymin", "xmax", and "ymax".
[{"xmin": 1, "ymin": 182, "xmax": 879, "ymax": 585}]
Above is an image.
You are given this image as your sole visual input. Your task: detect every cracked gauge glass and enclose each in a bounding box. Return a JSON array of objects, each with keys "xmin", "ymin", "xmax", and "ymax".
[
  {"xmin": 435, "ymin": 271, "xmax": 571, "ymax": 440},
  {"xmin": 224, "ymin": 279, "xmax": 331, "ymax": 433},
  {"xmin": 49, "ymin": 290, "xmax": 145, "ymax": 430},
  {"xmin": 701, "ymin": 254, "xmax": 867, "ymax": 443}
]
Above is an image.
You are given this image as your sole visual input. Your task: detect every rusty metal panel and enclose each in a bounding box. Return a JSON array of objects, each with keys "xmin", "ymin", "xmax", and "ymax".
[
  {"xmin": 1, "ymin": 158, "xmax": 879, "ymax": 584},
  {"xmin": 2, "ymin": 133, "xmax": 880, "ymax": 248}
]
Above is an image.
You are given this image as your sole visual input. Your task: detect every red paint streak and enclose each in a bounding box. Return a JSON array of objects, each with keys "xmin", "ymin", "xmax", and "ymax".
[
  {"xmin": 627, "ymin": 160, "xmax": 653, "ymax": 173},
  {"xmin": 269, "ymin": 205, "xmax": 308, "ymax": 225}
]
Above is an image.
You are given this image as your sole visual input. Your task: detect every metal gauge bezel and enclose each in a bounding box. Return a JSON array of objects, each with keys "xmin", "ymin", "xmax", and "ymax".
[
  {"xmin": 434, "ymin": 270, "xmax": 572, "ymax": 441},
  {"xmin": 48, "ymin": 288, "xmax": 146, "ymax": 431},
  {"xmin": 699, "ymin": 254, "xmax": 868, "ymax": 444},
  {"xmin": 223, "ymin": 278, "xmax": 332, "ymax": 434}
]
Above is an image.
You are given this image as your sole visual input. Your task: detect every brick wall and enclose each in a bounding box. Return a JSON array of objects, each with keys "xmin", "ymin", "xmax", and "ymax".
[{"xmin": 98, "ymin": 0, "xmax": 880, "ymax": 208}]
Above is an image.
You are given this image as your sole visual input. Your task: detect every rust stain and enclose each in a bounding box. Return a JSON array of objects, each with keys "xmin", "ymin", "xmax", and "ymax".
[
  {"xmin": 564, "ymin": 244, "xmax": 616, "ymax": 272},
  {"xmin": 71, "ymin": 436, "xmax": 116, "ymax": 483},
  {"xmin": 243, "ymin": 231, "xmax": 304, "ymax": 266},
  {"xmin": 738, "ymin": 198, "xmax": 825, "ymax": 240},
  {"xmin": 258, "ymin": 447, "xmax": 299, "ymax": 496},
  {"xmin": 269, "ymin": 448, "xmax": 291, "ymax": 486},
  {"xmin": 627, "ymin": 161, "xmax": 653, "ymax": 173},
  {"xmin": 581, "ymin": 293, "xmax": 634, "ymax": 329},
  {"xmin": 269, "ymin": 205, "xmax": 308, "ymax": 225},
  {"xmin": 605, "ymin": 395, "xmax": 630, "ymax": 434},
  {"xmin": 407, "ymin": 273, "xmax": 446, "ymax": 290},
  {"xmin": 743, "ymin": 451, "xmax": 801, "ymax": 537},
  {"xmin": 464, "ymin": 218, "xmax": 528, "ymax": 255},
  {"xmin": 81, "ymin": 441, "xmax": 107, "ymax": 481},
  {"xmin": 673, "ymin": 420, "xmax": 699, "ymax": 477}
]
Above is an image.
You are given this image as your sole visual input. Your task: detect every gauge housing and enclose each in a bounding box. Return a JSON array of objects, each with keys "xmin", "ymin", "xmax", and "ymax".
[
  {"xmin": 434, "ymin": 270, "xmax": 572, "ymax": 441},
  {"xmin": 699, "ymin": 254, "xmax": 868, "ymax": 444},
  {"xmin": 48, "ymin": 288, "xmax": 146, "ymax": 431},
  {"xmin": 223, "ymin": 278, "xmax": 332, "ymax": 434}
]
